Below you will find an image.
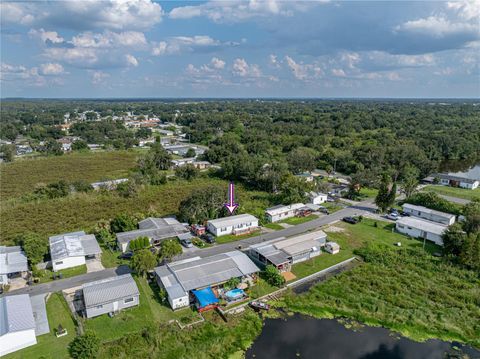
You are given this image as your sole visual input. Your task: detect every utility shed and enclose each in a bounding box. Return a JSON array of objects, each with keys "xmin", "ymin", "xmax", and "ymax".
[
  {"xmin": 49, "ymin": 232, "xmax": 101, "ymax": 272},
  {"xmin": 0, "ymin": 294, "xmax": 37, "ymax": 356},
  {"xmin": 207, "ymin": 214, "xmax": 258, "ymax": 236},
  {"xmin": 0, "ymin": 246, "xmax": 28, "ymax": 285},
  {"xmin": 82, "ymin": 274, "xmax": 140, "ymax": 318},
  {"xmin": 402, "ymin": 203, "xmax": 456, "ymax": 226},
  {"xmin": 116, "ymin": 217, "xmax": 189, "ymax": 252},
  {"xmin": 249, "ymin": 229, "xmax": 327, "ymax": 271},
  {"xmin": 396, "ymin": 217, "xmax": 448, "ymax": 246}
]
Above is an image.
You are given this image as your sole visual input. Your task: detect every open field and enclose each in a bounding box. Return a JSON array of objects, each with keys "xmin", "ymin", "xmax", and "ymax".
[
  {"xmin": 0, "ymin": 151, "xmax": 138, "ymax": 200},
  {"xmin": 5, "ymin": 293, "xmax": 77, "ymax": 359},
  {"xmin": 423, "ymin": 185, "xmax": 480, "ymax": 201},
  {"xmin": 0, "ymin": 178, "xmax": 272, "ymax": 244},
  {"xmin": 36, "ymin": 264, "xmax": 87, "ymax": 284}
]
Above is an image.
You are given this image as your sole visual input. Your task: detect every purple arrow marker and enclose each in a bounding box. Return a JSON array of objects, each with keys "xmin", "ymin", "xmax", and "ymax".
[{"xmin": 224, "ymin": 182, "xmax": 239, "ymax": 214}]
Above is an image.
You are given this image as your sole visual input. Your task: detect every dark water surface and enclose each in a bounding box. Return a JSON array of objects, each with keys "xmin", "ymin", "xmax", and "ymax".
[{"xmin": 246, "ymin": 315, "xmax": 480, "ymax": 359}]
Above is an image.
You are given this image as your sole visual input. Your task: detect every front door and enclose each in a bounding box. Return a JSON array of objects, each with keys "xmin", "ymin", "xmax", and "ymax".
[{"xmin": 113, "ymin": 301, "xmax": 119, "ymax": 312}]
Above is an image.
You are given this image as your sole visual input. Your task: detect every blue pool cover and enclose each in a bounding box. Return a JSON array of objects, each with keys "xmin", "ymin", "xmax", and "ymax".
[
  {"xmin": 225, "ymin": 288, "xmax": 245, "ymax": 300},
  {"xmin": 192, "ymin": 287, "xmax": 219, "ymax": 308}
]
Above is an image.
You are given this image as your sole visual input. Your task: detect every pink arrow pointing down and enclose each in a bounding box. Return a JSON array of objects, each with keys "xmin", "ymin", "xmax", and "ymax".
[{"xmin": 224, "ymin": 182, "xmax": 239, "ymax": 214}]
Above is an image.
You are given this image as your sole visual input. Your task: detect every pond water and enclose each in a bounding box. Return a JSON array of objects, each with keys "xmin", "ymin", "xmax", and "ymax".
[{"xmin": 246, "ymin": 315, "xmax": 480, "ymax": 359}]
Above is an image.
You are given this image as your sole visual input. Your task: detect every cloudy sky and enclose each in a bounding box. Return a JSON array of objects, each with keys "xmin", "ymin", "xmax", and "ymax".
[{"xmin": 1, "ymin": 0, "xmax": 479, "ymax": 98}]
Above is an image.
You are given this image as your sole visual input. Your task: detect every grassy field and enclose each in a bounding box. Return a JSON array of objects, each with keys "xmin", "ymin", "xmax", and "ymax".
[
  {"xmin": 263, "ymin": 222, "xmax": 284, "ymax": 230},
  {"xmin": 282, "ymin": 245, "xmax": 480, "ymax": 348},
  {"xmin": 279, "ymin": 214, "xmax": 318, "ymax": 225},
  {"xmin": 0, "ymin": 150, "xmax": 139, "ymax": 200},
  {"xmin": 423, "ymin": 185, "xmax": 480, "ymax": 201},
  {"xmin": 5, "ymin": 293, "xmax": 77, "ymax": 359},
  {"xmin": 36, "ymin": 264, "xmax": 87, "ymax": 284},
  {"xmin": 0, "ymin": 178, "xmax": 272, "ymax": 244},
  {"xmin": 215, "ymin": 229, "xmax": 263, "ymax": 244}
]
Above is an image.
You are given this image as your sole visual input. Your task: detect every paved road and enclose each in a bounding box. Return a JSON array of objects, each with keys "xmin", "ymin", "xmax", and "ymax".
[
  {"xmin": 1, "ymin": 265, "xmax": 131, "ymax": 297},
  {"xmin": 177, "ymin": 199, "xmax": 377, "ymax": 260}
]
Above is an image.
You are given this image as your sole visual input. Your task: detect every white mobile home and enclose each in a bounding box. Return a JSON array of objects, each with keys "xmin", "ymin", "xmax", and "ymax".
[
  {"xmin": 436, "ymin": 173, "xmax": 479, "ymax": 190},
  {"xmin": 0, "ymin": 294, "xmax": 37, "ymax": 356},
  {"xmin": 82, "ymin": 274, "xmax": 140, "ymax": 318},
  {"xmin": 49, "ymin": 231, "xmax": 101, "ymax": 271},
  {"xmin": 265, "ymin": 203, "xmax": 304, "ymax": 223},
  {"xmin": 307, "ymin": 192, "xmax": 328, "ymax": 205},
  {"xmin": 0, "ymin": 246, "xmax": 28, "ymax": 285},
  {"xmin": 396, "ymin": 217, "xmax": 448, "ymax": 246},
  {"xmin": 402, "ymin": 204, "xmax": 456, "ymax": 226},
  {"xmin": 207, "ymin": 214, "xmax": 258, "ymax": 237}
]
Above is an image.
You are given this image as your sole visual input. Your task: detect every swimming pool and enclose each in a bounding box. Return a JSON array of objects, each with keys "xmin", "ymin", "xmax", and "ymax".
[{"xmin": 224, "ymin": 288, "xmax": 245, "ymax": 300}]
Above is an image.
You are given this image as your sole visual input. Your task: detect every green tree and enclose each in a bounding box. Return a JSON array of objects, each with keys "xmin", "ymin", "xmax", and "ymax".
[
  {"xmin": 110, "ymin": 214, "xmax": 137, "ymax": 233},
  {"xmin": 43, "ymin": 138, "xmax": 63, "ymax": 156},
  {"xmin": 287, "ymin": 147, "xmax": 317, "ymax": 174},
  {"xmin": 178, "ymin": 185, "xmax": 226, "ymax": 224},
  {"xmin": 375, "ymin": 174, "xmax": 396, "ymax": 212},
  {"xmin": 0, "ymin": 144, "xmax": 15, "ymax": 162},
  {"xmin": 159, "ymin": 239, "xmax": 182, "ymax": 262},
  {"xmin": 72, "ymin": 180, "xmax": 94, "ymax": 193},
  {"xmin": 131, "ymin": 249, "xmax": 157, "ymax": 276},
  {"xmin": 71, "ymin": 140, "xmax": 89, "ymax": 151},
  {"xmin": 185, "ymin": 148, "xmax": 196, "ymax": 158},
  {"xmin": 462, "ymin": 199, "xmax": 480, "ymax": 234},
  {"xmin": 175, "ymin": 164, "xmax": 199, "ymax": 181},
  {"xmin": 136, "ymin": 127, "xmax": 152, "ymax": 139},
  {"xmin": 277, "ymin": 174, "xmax": 311, "ymax": 204},
  {"xmin": 18, "ymin": 233, "xmax": 48, "ymax": 265},
  {"xmin": 69, "ymin": 331, "xmax": 100, "ymax": 359},
  {"xmin": 401, "ymin": 165, "xmax": 419, "ymax": 199},
  {"xmin": 263, "ymin": 265, "xmax": 285, "ymax": 287},
  {"xmin": 116, "ymin": 180, "xmax": 138, "ymax": 198}
]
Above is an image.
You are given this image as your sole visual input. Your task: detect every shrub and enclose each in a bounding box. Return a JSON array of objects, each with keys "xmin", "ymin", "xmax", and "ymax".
[
  {"xmin": 263, "ymin": 265, "xmax": 285, "ymax": 287},
  {"xmin": 69, "ymin": 331, "xmax": 100, "ymax": 359}
]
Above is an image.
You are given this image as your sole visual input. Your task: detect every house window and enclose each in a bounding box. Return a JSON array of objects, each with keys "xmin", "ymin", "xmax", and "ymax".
[
  {"xmin": 398, "ymin": 225, "xmax": 404, "ymax": 229},
  {"xmin": 96, "ymin": 305, "xmax": 103, "ymax": 309},
  {"xmin": 55, "ymin": 261, "xmax": 63, "ymax": 265},
  {"xmin": 124, "ymin": 297, "xmax": 134, "ymax": 304}
]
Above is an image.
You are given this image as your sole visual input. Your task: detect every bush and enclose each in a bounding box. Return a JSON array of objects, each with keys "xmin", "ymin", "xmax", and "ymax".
[
  {"xmin": 131, "ymin": 249, "xmax": 157, "ymax": 276},
  {"xmin": 405, "ymin": 191, "xmax": 462, "ymax": 215},
  {"xmin": 69, "ymin": 331, "xmax": 100, "ymax": 359},
  {"xmin": 263, "ymin": 265, "xmax": 285, "ymax": 287},
  {"xmin": 110, "ymin": 214, "xmax": 137, "ymax": 233}
]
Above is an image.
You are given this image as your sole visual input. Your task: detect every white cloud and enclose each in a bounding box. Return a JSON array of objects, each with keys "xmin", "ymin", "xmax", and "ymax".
[
  {"xmin": 395, "ymin": 16, "xmax": 478, "ymax": 38},
  {"xmin": 331, "ymin": 68, "xmax": 346, "ymax": 77},
  {"xmin": 232, "ymin": 58, "xmax": 261, "ymax": 77},
  {"xmin": 151, "ymin": 35, "xmax": 227, "ymax": 56},
  {"xmin": 0, "ymin": 62, "xmax": 47, "ymax": 87},
  {"xmin": 447, "ymin": 1, "xmax": 480, "ymax": 21},
  {"xmin": 210, "ymin": 57, "xmax": 226, "ymax": 69},
  {"xmin": 28, "ymin": 28, "xmax": 64, "ymax": 44},
  {"xmin": 284, "ymin": 55, "xmax": 323, "ymax": 80},
  {"xmin": 269, "ymin": 54, "xmax": 280, "ymax": 68},
  {"xmin": 71, "ymin": 31, "xmax": 147, "ymax": 49},
  {"xmin": 1, "ymin": 0, "xmax": 163, "ymax": 31},
  {"xmin": 125, "ymin": 54, "xmax": 139, "ymax": 67},
  {"xmin": 39, "ymin": 63, "xmax": 65, "ymax": 75},
  {"xmin": 90, "ymin": 71, "xmax": 110, "ymax": 85}
]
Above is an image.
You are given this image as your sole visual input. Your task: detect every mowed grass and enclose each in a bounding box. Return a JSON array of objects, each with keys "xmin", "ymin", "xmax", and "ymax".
[
  {"xmin": 5, "ymin": 293, "xmax": 77, "ymax": 359},
  {"xmin": 279, "ymin": 214, "xmax": 318, "ymax": 225},
  {"xmin": 423, "ymin": 185, "xmax": 480, "ymax": 201},
  {"xmin": 36, "ymin": 264, "xmax": 87, "ymax": 284},
  {"xmin": 0, "ymin": 150, "xmax": 138, "ymax": 200}
]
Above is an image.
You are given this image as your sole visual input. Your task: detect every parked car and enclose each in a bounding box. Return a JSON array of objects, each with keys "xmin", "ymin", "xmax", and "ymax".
[
  {"xmin": 342, "ymin": 216, "xmax": 358, "ymax": 224},
  {"xmin": 119, "ymin": 252, "xmax": 133, "ymax": 260},
  {"xmin": 386, "ymin": 213, "xmax": 399, "ymax": 220},
  {"xmin": 201, "ymin": 233, "xmax": 216, "ymax": 244},
  {"xmin": 180, "ymin": 239, "xmax": 194, "ymax": 248},
  {"xmin": 400, "ymin": 211, "xmax": 411, "ymax": 217}
]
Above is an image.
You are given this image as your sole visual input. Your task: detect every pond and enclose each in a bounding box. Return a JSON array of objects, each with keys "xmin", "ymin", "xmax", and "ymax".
[{"xmin": 246, "ymin": 314, "xmax": 480, "ymax": 359}]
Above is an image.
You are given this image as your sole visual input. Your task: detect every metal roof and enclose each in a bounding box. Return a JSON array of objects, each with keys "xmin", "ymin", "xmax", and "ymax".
[
  {"xmin": 207, "ymin": 214, "xmax": 258, "ymax": 228},
  {"xmin": 49, "ymin": 232, "xmax": 101, "ymax": 261},
  {"xmin": 0, "ymin": 294, "xmax": 35, "ymax": 336},
  {"xmin": 155, "ymin": 250, "xmax": 259, "ymax": 295},
  {"xmin": 82, "ymin": 274, "xmax": 139, "ymax": 308},
  {"xmin": 435, "ymin": 173, "xmax": 478, "ymax": 184},
  {"xmin": 396, "ymin": 217, "xmax": 448, "ymax": 236},
  {"xmin": 265, "ymin": 203, "xmax": 304, "ymax": 216},
  {"xmin": 403, "ymin": 204, "xmax": 455, "ymax": 219},
  {"xmin": 117, "ymin": 217, "xmax": 188, "ymax": 244},
  {"xmin": 0, "ymin": 246, "xmax": 28, "ymax": 275}
]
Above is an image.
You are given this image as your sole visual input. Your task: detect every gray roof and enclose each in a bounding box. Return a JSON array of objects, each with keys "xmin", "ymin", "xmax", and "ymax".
[
  {"xmin": 49, "ymin": 232, "xmax": 101, "ymax": 261},
  {"xmin": 403, "ymin": 203, "xmax": 455, "ymax": 220},
  {"xmin": 265, "ymin": 203, "xmax": 304, "ymax": 216},
  {"xmin": 207, "ymin": 214, "xmax": 258, "ymax": 229},
  {"xmin": 155, "ymin": 250, "xmax": 259, "ymax": 294},
  {"xmin": 0, "ymin": 246, "xmax": 28, "ymax": 275},
  {"xmin": 0, "ymin": 294, "xmax": 35, "ymax": 336},
  {"xmin": 117, "ymin": 217, "xmax": 188, "ymax": 244},
  {"xmin": 435, "ymin": 173, "xmax": 478, "ymax": 184},
  {"xmin": 82, "ymin": 274, "xmax": 139, "ymax": 308},
  {"xmin": 396, "ymin": 217, "xmax": 448, "ymax": 236}
]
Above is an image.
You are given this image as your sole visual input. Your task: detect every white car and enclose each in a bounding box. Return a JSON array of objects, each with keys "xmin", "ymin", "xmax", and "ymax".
[{"xmin": 386, "ymin": 213, "xmax": 399, "ymax": 220}]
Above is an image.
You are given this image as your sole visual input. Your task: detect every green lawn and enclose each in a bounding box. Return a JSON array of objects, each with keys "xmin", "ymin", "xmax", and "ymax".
[
  {"xmin": 100, "ymin": 245, "xmax": 130, "ymax": 268},
  {"xmin": 263, "ymin": 223, "xmax": 284, "ymax": 230},
  {"xmin": 291, "ymin": 250, "xmax": 355, "ymax": 279},
  {"xmin": 423, "ymin": 185, "xmax": 480, "ymax": 201},
  {"xmin": 323, "ymin": 202, "xmax": 344, "ymax": 213},
  {"xmin": 359, "ymin": 187, "xmax": 379, "ymax": 198},
  {"xmin": 5, "ymin": 293, "xmax": 77, "ymax": 359},
  {"xmin": 248, "ymin": 277, "xmax": 279, "ymax": 299},
  {"xmin": 35, "ymin": 264, "xmax": 87, "ymax": 284},
  {"xmin": 84, "ymin": 275, "xmax": 198, "ymax": 341},
  {"xmin": 278, "ymin": 214, "xmax": 318, "ymax": 225},
  {"xmin": 215, "ymin": 229, "xmax": 262, "ymax": 244},
  {"xmin": 0, "ymin": 150, "xmax": 138, "ymax": 200}
]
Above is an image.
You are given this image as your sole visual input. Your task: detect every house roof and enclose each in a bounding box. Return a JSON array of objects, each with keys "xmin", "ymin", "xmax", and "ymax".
[
  {"xmin": 308, "ymin": 191, "xmax": 328, "ymax": 198},
  {"xmin": 155, "ymin": 251, "xmax": 259, "ymax": 294},
  {"xmin": 0, "ymin": 294, "xmax": 35, "ymax": 336},
  {"xmin": 117, "ymin": 217, "xmax": 188, "ymax": 244},
  {"xmin": 435, "ymin": 173, "xmax": 478, "ymax": 184},
  {"xmin": 49, "ymin": 232, "xmax": 101, "ymax": 262},
  {"xmin": 0, "ymin": 246, "xmax": 28, "ymax": 275},
  {"xmin": 207, "ymin": 214, "xmax": 258, "ymax": 228},
  {"xmin": 326, "ymin": 242, "xmax": 340, "ymax": 250},
  {"xmin": 403, "ymin": 203, "xmax": 455, "ymax": 220},
  {"xmin": 396, "ymin": 217, "xmax": 448, "ymax": 236},
  {"xmin": 82, "ymin": 274, "xmax": 139, "ymax": 308},
  {"xmin": 265, "ymin": 203, "xmax": 304, "ymax": 216}
]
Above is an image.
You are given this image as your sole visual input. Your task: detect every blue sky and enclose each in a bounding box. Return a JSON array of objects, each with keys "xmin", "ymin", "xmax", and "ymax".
[{"xmin": 1, "ymin": 0, "xmax": 479, "ymax": 98}]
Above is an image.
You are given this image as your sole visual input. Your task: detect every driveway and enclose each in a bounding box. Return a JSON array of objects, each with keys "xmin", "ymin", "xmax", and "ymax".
[
  {"xmin": 86, "ymin": 258, "xmax": 105, "ymax": 273},
  {"xmin": 30, "ymin": 293, "xmax": 50, "ymax": 336}
]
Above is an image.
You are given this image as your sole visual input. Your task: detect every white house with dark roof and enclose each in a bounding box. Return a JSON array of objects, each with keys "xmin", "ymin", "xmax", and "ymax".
[
  {"xmin": 82, "ymin": 274, "xmax": 140, "ymax": 318},
  {"xmin": 155, "ymin": 251, "xmax": 259, "ymax": 310},
  {"xmin": 307, "ymin": 192, "xmax": 328, "ymax": 205},
  {"xmin": 116, "ymin": 217, "xmax": 189, "ymax": 252},
  {"xmin": 402, "ymin": 204, "xmax": 456, "ymax": 226},
  {"xmin": 49, "ymin": 231, "xmax": 101, "ymax": 271},
  {"xmin": 207, "ymin": 214, "xmax": 259, "ymax": 237},
  {"xmin": 265, "ymin": 203, "xmax": 304, "ymax": 223},
  {"xmin": 396, "ymin": 217, "xmax": 448, "ymax": 246},
  {"xmin": 435, "ymin": 173, "xmax": 479, "ymax": 190},
  {"xmin": 0, "ymin": 246, "xmax": 28, "ymax": 285},
  {"xmin": 0, "ymin": 294, "xmax": 37, "ymax": 356}
]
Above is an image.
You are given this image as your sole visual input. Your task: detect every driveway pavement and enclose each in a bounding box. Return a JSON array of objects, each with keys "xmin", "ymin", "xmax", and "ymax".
[{"xmin": 31, "ymin": 293, "xmax": 50, "ymax": 335}]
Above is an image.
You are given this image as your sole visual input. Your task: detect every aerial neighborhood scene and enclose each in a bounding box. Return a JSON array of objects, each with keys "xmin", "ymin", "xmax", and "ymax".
[{"xmin": 0, "ymin": 1, "xmax": 479, "ymax": 359}]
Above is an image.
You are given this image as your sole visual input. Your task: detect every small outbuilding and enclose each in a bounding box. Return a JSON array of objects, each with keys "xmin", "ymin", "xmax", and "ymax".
[
  {"xmin": 82, "ymin": 274, "xmax": 140, "ymax": 318},
  {"xmin": 325, "ymin": 242, "xmax": 340, "ymax": 254},
  {"xmin": 307, "ymin": 192, "xmax": 328, "ymax": 205}
]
